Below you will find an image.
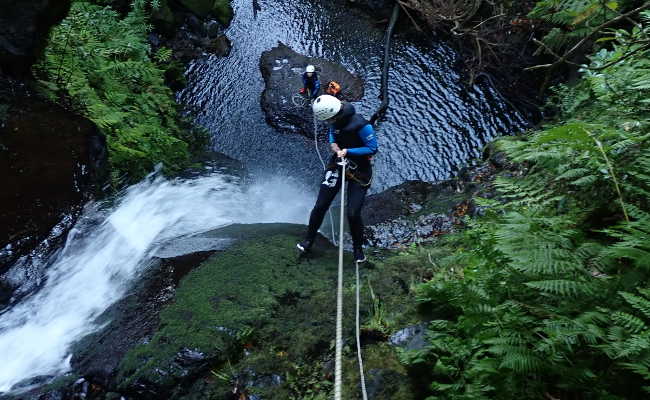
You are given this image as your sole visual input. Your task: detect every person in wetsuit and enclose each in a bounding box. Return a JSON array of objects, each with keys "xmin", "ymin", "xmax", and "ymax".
[
  {"xmin": 297, "ymin": 95, "xmax": 378, "ymax": 262},
  {"xmin": 299, "ymin": 64, "xmax": 320, "ymax": 100}
]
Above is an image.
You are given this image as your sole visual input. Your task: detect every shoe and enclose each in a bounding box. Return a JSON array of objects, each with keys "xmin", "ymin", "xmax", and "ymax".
[
  {"xmin": 353, "ymin": 246, "xmax": 366, "ymax": 263},
  {"xmin": 297, "ymin": 239, "xmax": 313, "ymax": 253}
]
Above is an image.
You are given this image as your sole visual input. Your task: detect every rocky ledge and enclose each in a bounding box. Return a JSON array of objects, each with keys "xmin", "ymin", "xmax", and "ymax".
[
  {"xmin": 10, "ymin": 223, "xmax": 426, "ymax": 399},
  {"xmin": 260, "ymin": 43, "xmax": 364, "ymax": 137},
  {"xmin": 362, "ymin": 144, "xmax": 517, "ymax": 248}
]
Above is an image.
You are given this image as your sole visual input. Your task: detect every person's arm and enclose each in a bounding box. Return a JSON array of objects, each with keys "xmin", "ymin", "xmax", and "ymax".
[
  {"xmin": 313, "ymin": 79, "xmax": 321, "ymax": 98},
  {"xmin": 329, "ymin": 126, "xmax": 341, "ymax": 153},
  {"xmin": 328, "ymin": 126, "xmax": 336, "ymax": 144},
  {"xmin": 302, "ymin": 74, "xmax": 307, "ymax": 89},
  {"xmin": 345, "ymin": 124, "xmax": 378, "ymax": 156}
]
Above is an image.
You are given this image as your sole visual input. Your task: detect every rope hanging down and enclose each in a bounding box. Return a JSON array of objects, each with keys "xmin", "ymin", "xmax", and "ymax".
[
  {"xmin": 370, "ymin": 2, "xmax": 400, "ymax": 125},
  {"xmin": 333, "ymin": 158, "xmax": 369, "ymax": 400},
  {"xmin": 313, "ymin": 116, "xmax": 338, "ymax": 245},
  {"xmin": 334, "ymin": 158, "xmax": 347, "ymax": 400}
]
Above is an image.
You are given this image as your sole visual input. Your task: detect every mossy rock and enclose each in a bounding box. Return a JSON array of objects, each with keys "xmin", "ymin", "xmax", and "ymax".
[
  {"xmin": 177, "ymin": 0, "xmax": 233, "ymax": 26},
  {"xmin": 116, "ymin": 223, "xmax": 351, "ymax": 396}
]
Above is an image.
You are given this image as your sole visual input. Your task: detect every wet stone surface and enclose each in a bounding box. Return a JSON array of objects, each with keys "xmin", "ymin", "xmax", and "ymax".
[{"xmin": 259, "ymin": 43, "xmax": 365, "ymax": 137}]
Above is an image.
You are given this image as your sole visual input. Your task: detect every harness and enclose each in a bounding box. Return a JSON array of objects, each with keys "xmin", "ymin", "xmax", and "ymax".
[{"xmin": 326, "ymin": 157, "xmax": 372, "ymax": 188}]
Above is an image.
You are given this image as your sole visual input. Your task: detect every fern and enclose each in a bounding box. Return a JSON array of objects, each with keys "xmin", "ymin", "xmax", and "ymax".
[{"xmin": 34, "ymin": 1, "xmax": 206, "ymax": 182}]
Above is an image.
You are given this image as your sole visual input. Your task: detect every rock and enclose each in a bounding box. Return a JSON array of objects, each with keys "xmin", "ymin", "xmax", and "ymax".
[
  {"xmin": 0, "ymin": 0, "xmax": 71, "ymax": 77},
  {"xmin": 186, "ymin": 14, "xmax": 207, "ymax": 37},
  {"xmin": 260, "ymin": 43, "xmax": 365, "ymax": 136},
  {"xmin": 206, "ymin": 34, "xmax": 232, "ymax": 57},
  {"xmin": 389, "ymin": 324, "xmax": 427, "ymax": 351},
  {"xmin": 114, "ymin": 224, "xmax": 350, "ymax": 398},
  {"xmin": 362, "ymin": 180, "xmax": 463, "ymax": 248},
  {"xmin": 69, "ymin": 250, "xmax": 217, "ymax": 387},
  {"xmin": 346, "ymin": 0, "xmax": 396, "ymax": 19},
  {"xmin": 0, "ymin": 83, "xmax": 108, "ymax": 274},
  {"xmin": 363, "ymin": 181, "xmax": 438, "ymax": 226},
  {"xmin": 206, "ymin": 19, "xmax": 221, "ymax": 38},
  {"xmin": 175, "ymin": 0, "xmax": 233, "ymax": 26},
  {"xmin": 366, "ymin": 369, "xmax": 408, "ymax": 399}
]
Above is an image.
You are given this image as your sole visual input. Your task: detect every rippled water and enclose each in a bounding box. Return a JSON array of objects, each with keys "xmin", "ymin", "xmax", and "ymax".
[{"xmin": 180, "ymin": 0, "xmax": 527, "ymax": 192}]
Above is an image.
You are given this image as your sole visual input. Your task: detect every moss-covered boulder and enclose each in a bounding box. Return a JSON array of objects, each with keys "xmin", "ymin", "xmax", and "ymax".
[
  {"xmin": 23, "ymin": 223, "xmax": 429, "ymax": 399},
  {"xmin": 114, "ymin": 223, "xmax": 349, "ymax": 397},
  {"xmin": 176, "ymin": 0, "xmax": 233, "ymax": 26}
]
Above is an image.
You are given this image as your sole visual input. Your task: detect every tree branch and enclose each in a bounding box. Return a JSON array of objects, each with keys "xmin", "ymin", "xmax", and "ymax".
[{"xmin": 525, "ymin": 2, "xmax": 650, "ymax": 71}]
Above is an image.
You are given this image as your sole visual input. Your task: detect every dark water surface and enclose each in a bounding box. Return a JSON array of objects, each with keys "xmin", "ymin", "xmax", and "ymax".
[{"xmin": 180, "ymin": 0, "xmax": 527, "ymax": 192}]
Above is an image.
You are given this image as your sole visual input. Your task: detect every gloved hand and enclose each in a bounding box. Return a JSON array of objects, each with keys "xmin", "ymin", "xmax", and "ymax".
[{"xmin": 299, "ymin": 88, "xmax": 306, "ymax": 94}]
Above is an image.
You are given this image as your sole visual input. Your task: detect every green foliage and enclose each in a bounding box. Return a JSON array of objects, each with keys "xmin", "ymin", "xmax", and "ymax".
[
  {"xmin": 35, "ymin": 1, "xmax": 207, "ymax": 181},
  {"xmin": 403, "ymin": 12, "xmax": 650, "ymax": 399},
  {"xmin": 529, "ymin": 0, "xmax": 635, "ymax": 53}
]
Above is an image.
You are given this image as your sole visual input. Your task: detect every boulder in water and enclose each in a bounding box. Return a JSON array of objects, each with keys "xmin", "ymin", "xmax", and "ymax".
[{"xmin": 259, "ymin": 42, "xmax": 364, "ymax": 137}]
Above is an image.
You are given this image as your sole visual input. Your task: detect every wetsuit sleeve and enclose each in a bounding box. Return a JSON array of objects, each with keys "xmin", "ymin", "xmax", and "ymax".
[
  {"xmin": 328, "ymin": 126, "xmax": 336, "ymax": 144},
  {"xmin": 346, "ymin": 124, "xmax": 378, "ymax": 156},
  {"xmin": 313, "ymin": 79, "xmax": 321, "ymax": 98}
]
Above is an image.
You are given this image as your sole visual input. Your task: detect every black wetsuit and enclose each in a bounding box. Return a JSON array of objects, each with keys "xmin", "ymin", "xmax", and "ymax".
[{"xmin": 305, "ymin": 103, "xmax": 378, "ymax": 248}]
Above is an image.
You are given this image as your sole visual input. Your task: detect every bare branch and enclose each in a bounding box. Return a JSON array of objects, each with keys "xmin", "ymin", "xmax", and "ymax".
[{"xmin": 525, "ymin": 2, "xmax": 650, "ymax": 71}]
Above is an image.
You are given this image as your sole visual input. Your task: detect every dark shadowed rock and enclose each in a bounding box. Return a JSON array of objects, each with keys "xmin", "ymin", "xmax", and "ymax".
[
  {"xmin": 69, "ymin": 250, "xmax": 217, "ymax": 387},
  {"xmin": 0, "ymin": 82, "xmax": 108, "ymax": 274},
  {"xmin": 260, "ymin": 42, "xmax": 365, "ymax": 136},
  {"xmin": 0, "ymin": 0, "xmax": 71, "ymax": 77},
  {"xmin": 346, "ymin": 0, "xmax": 396, "ymax": 19},
  {"xmin": 206, "ymin": 34, "xmax": 232, "ymax": 57}
]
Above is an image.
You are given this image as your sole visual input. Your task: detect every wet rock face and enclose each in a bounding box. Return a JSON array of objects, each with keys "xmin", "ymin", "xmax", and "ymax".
[
  {"xmin": 346, "ymin": 0, "xmax": 395, "ymax": 19},
  {"xmin": 0, "ymin": 0, "xmax": 71, "ymax": 77},
  {"xmin": 0, "ymin": 85, "xmax": 108, "ymax": 273},
  {"xmin": 260, "ymin": 43, "xmax": 365, "ymax": 137},
  {"xmin": 362, "ymin": 154, "xmax": 506, "ymax": 248},
  {"xmin": 69, "ymin": 251, "xmax": 216, "ymax": 388},
  {"xmin": 362, "ymin": 180, "xmax": 466, "ymax": 248}
]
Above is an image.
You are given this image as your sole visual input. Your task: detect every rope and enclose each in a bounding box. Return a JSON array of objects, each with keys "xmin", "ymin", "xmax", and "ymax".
[
  {"xmin": 370, "ymin": 2, "xmax": 400, "ymax": 125},
  {"xmin": 333, "ymin": 158, "xmax": 368, "ymax": 400},
  {"xmin": 313, "ymin": 117, "xmax": 338, "ymax": 245},
  {"xmin": 334, "ymin": 158, "xmax": 347, "ymax": 400},
  {"xmin": 356, "ymin": 259, "xmax": 368, "ymax": 400}
]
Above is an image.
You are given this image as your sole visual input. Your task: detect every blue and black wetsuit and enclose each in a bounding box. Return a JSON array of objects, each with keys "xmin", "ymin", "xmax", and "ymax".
[
  {"xmin": 305, "ymin": 102, "xmax": 378, "ymax": 248},
  {"xmin": 302, "ymin": 72, "xmax": 321, "ymax": 99}
]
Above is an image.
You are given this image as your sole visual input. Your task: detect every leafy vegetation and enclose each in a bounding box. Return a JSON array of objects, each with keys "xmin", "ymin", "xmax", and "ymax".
[
  {"xmin": 399, "ymin": 9, "xmax": 650, "ymax": 399},
  {"xmin": 35, "ymin": 0, "xmax": 207, "ymax": 182}
]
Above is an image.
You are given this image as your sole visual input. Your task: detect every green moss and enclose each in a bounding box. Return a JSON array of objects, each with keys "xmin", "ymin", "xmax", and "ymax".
[
  {"xmin": 177, "ymin": 0, "xmax": 233, "ymax": 26},
  {"xmin": 342, "ymin": 344, "xmax": 415, "ymax": 400},
  {"xmin": 116, "ymin": 223, "xmax": 428, "ymax": 397},
  {"xmin": 212, "ymin": 0, "xmax": 233, "ymax": 26},
  {"xmin": 118, "ymin": 224, "xmax": 351, "ymax": 388}
]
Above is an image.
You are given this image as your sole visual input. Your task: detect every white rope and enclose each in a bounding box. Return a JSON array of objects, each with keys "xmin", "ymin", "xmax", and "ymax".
[
  {"xmin": 356, "ymin": 260, "xmax": 369, "ymax": 400},
  {"xmin": 313, "ymin": 118, "xmax": 338, "ymax": 245},
  {"xmin": 334, "ymin": 158, "xmax": 347, "ymax": 400}
]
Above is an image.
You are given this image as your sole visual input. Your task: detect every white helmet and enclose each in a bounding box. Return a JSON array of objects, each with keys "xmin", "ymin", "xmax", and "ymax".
[
  {"xmin": 312, "ymin": 95, "xmax": 342, "ymax": 121},
  {"xmin": 305, "ymin": 65, "xmax": 315, "ymax": 73}
]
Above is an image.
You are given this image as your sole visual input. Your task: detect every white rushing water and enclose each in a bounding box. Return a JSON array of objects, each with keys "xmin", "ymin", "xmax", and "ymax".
[{"xmin": 0, "ymin": 172, "xmax": 314, "ymax": 393}]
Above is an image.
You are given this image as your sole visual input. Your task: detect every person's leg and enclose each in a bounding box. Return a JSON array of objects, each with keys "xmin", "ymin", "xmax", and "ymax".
[
  {"xmin": 347, "ymin": 180, "xmax": 369, "ymax": 259},
  {"xmin": 299, "ymin": 169, "xmax": 341, "ymax": 250}
]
